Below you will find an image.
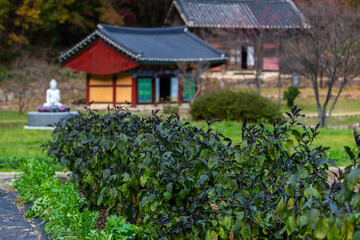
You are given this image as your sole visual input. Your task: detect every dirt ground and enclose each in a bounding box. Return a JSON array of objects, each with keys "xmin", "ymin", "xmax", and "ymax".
[{"xmin": 0, "ymin": 175, "xmax": 43, "ymax": 240}]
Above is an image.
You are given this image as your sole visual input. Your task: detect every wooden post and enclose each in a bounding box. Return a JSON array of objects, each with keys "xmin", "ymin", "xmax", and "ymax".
[
  {"xmin": 86, "ymin": 74, "xmax": 90, "ymax": 106},
  {"xmin": 132, "ymin": 76, "xmax": 137, "ymax": 108},
  {"xmin": 112, "ymin": 74, "xmax": 117, "ymax": 107},
  {"xmin": 178, "ymin": 77, "xmax": 183, "ymax": 106},
  {"xmin": 195, "ymin": 77, "xmax": 200, "ymax": 98},
  {"xmin": 152, "ymin": 77, "xmax": 157, "ymax": 107}
]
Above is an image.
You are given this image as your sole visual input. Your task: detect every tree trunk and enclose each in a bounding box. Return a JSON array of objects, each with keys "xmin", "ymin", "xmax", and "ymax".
[
  {"xmin": 278, "ymin": 71, "xmax": 282, "ymax": 105},
  {"xmin": 320, "ymin": 108, "xmax": 327, "ymax": 128},
  {"xmin": 328, "ymin": 78, "xmax": 348, "ymax": 124},
  {"xmin": 256, "ymin": 74, "xmax": 261, "ymax": 95},
  {"xmin": 320, "ymin": 70, "xmax": 323, "ymax": 88}
]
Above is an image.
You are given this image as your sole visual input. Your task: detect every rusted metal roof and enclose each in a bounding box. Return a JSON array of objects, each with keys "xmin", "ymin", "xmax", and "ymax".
[{"xmin": 166, "ymin": 0, "xmax": 308, "ymax": 29}]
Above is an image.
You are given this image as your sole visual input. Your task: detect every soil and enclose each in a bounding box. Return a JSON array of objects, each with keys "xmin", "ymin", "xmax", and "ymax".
[{"xmin": 0, "ymin": 175, "xmax": 48, "ymax": 240}]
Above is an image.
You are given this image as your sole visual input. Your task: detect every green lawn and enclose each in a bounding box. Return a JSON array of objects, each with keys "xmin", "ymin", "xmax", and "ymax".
[
  {"xmin": 0, "ymin": 111, "xmax": 28, "ymax": 121},
  {"xmin": 0, "ymin": 110, "xmax": 357, "ymax": 171},
  {"xmin": 0, "ymin": 122, "xmax": 51, "ymax": 157},
  {"xmin": 191, "ymin": 121, "xmax": 355, "ymax": 166},
  {"xmin": 281, "ymin": 97, "xmax": 360, "ymax": 115},
  {"xmin": 263, "ymin": 87, "xmax": 360, "ymax": 115},
  {"xmin": 0, "ymin": 117, "xmax": 52, "ymax": 171}
]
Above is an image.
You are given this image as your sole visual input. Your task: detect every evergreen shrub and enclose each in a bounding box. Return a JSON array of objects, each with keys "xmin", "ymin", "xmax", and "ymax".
[
  {"xmin": 190, "ymin": 90, "xmax": 281, "ymax": 122},
  {"xmin": 46, "ymin": 105, "xmax": 360, "ymax": 239},
  {"xmin": 163, "ymin": 105, "xmax": 179, "ymax": 114},
  {"xmin": 283, "ymin": 86, "xmax": 301, "ymax": 107}
]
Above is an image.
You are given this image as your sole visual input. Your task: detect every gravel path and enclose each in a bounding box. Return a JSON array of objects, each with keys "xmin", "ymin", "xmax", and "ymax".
[{"xmin": 0, "ymin": 174, "xmax": 43, "ymax": 240}]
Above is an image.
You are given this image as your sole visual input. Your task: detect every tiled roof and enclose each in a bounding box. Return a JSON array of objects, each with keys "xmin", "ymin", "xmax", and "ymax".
[
  {"xmin": 166, "ymin": 0, "xmax": 308, "ymax": 29},
  {"xmin": 59, "ymin": 24, "xmax": 227, "ymax": 64}
]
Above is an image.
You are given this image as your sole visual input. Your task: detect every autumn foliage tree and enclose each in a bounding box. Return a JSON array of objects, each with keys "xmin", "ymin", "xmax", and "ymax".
[
  {"xmin": 112, "ymin": 0, "xmax": 171, "ymax": 27},
  {"xmin": 0, "ymin": 0, "xmax": 123, "ymax": 56}
]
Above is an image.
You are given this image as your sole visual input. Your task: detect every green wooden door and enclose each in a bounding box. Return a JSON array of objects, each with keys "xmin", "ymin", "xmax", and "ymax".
[
  {"xmin": 183, "ymin": 78, "xmax": 196, "ymax": 102},
  {"xmin": 138, "ymin": 78, "xmax": 152, "ymax": 103}
]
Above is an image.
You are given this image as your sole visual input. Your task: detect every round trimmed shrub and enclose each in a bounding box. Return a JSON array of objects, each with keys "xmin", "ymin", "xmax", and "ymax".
[{"xmin": 190, "ymin": 90, "xmax": 282, "ymax": 122}]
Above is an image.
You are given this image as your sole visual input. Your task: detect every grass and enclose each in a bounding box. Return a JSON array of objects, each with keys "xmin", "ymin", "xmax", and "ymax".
[
  {"xmin": 281, "ymin": 97, "xmax": 360, "ymax": 115},
  {"xmin": 261, "ymin": 87, "xmax": 360, "ymax": 115},
  {"xmin": 0, "ymin": 111, "xmax": 28, "ymax": 121},
  {"xmin": 0, "ymin": 122, "xmax": 51, "ymax": 158},
  {"xmin": 191, "ymin": 120, "xmax": 355, "ymax": 166},
  {"xmin": 0, "ymin": 115, "xmax": 52, "ymax": 171},
  {"xmin": 0, "ymin": 109, "xmax": 357, "ymax": 171}
]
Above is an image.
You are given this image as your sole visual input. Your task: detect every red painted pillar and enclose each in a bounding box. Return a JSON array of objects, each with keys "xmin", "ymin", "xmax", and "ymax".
[
  {"xmin": 152, "ymin": 77, "xmax": 157, "ymax": 107},
  {"xmin": 178, "ymin": 77, "xmax": 183, "ymax": 106},
  {"xmin": 112, "ymin": 74, "xmax": 117, "ymax": 107},
  {"xmin": 86, "ymin": 74, "xmax": 90, "ymax": 106},
  {"xmin": 131, "ymin": 76, "xmax": 137, "ymax": 108},
  {"xmin": 195, "ymin": 77, "xmax": 200, "ymax": 98}
]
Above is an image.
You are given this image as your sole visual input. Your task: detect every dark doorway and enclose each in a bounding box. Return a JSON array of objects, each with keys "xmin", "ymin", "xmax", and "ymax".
[
  {"xmin": 160, "ymin": 78, "xmax": 171, "ymax": 102},
  {"xmin": 241, "ymin": 46, "xmax": 247, "ymax": 69}
]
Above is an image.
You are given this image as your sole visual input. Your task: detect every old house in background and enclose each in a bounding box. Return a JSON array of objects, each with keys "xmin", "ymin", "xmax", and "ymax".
[
  {"xmin": 59, "ymin": 24, "xmax": 226, "ymax": 107},
  {"xmin": 164, "ymin": 0, "xmax": 307, "ymax": 74}
]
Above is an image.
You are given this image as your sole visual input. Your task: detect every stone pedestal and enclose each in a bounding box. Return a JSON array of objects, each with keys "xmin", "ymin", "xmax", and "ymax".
[{"xmin": 27, "ymin": 111, "xmax": 79, "ymax": 127}]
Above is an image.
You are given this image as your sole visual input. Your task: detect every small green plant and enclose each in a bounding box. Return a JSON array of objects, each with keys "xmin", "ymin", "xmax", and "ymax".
[
  {"xmin": 14, "ymin": 158, "xmax": 137, "ymax": 239},
  {"xmin": 163, "ymin": 105, "xmax": 179, "ymax": 114},
  {"xmin": 283, "ymin": 86, "xmax": 300, "ymax": 107},
  {"xmin": 96, "ymin": 215, "xmax": 138, "ymax": 240}
]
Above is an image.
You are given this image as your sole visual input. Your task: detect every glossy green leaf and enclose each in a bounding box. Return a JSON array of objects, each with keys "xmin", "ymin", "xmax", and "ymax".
[
  {"xmin": 286, "ymin": 216, "xmax": 295, "ymax": 235},
  {"xmin": 240, "ymin": 223, "xmax": 251, "ymax": 239},
  {"xmin": 208, "ymin": 155, "xmax": 219, "ymax": 169},
  {"xmin": 285, "ymin": 140, "xmax": 295, "ymax": 156},
  {"xmin": 314, "ymin": 217, "xmax": 329, "ymax": 239},
  {"xmin": 327, "ymin": 224, "xmax": 341, "ymax": 240},
  {"xmin": 164, "ymin": 191, "xmax": 172, "ymax": 201},
  {"xmin": 307, "ymin": 209, "xmax": 320, "ymax": 228},
  {"xmin": 195, "ymin": 174, "xmax": 208, "ymax": 188},
  {"xmin": 205, "ymin": 230, "xmax": 218, "ymax": 240}
]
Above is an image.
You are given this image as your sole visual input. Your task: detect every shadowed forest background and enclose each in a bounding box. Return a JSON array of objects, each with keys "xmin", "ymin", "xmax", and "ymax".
[{"xmin": 0, "ymin": 0, "xmax": 173, "ymax": 112}]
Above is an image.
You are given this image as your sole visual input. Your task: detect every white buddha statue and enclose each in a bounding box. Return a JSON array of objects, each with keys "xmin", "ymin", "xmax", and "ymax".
[{"xmin": 44, "ymin": 79, "xmax": 61, "ymax": 107}]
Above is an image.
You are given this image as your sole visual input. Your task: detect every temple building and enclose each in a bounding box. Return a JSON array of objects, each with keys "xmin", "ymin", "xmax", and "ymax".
[
  {"xmin": 164, "ymin": 0, "xmax": 308, "ymax": 73},
  {"xmin": 59, "ymin": 24, "xmax": 226, "ymax": 107}
]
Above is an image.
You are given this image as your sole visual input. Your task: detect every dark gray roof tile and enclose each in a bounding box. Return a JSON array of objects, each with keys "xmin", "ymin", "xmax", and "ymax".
[
  {"xmin": 60, "ymin": 24, "xmax": 227, "ymax": 64},
  {"xmin": 171, "ymin": 0, "xmax": 307, "ymax": 28}
]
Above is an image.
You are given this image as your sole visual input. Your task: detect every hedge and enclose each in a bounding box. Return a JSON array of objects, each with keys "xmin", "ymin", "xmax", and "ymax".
[{"xmin": 45, "ymin": 105, "xmax": 360, "ymax": 239}]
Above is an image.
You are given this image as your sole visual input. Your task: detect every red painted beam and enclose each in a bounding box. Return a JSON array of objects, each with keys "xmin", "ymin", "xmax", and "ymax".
[
  {"xmin": 132, "ymin": 76, "xmax": 137, "ymax": 108},
  {"xmin": 152, "ymin": 77, "xmax": 157, "ymax": 107},
  {"xmin": 86, "ymin": 74, "xmax": 90, "ymax": 106},
  {"xmin": 64, "ymin": 41, "xmax": 139, "ymax": 75},
  {"xmin": 112, "ymin": 74, "xmax": 117, "ymax": 107}
]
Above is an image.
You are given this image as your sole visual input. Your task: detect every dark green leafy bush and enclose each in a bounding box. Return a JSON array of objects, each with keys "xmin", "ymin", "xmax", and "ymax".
[
  {"xmin": 46, "ymin": 105, "xmax": 360, "ymax": 239},
  {"xmin": 190, "ymin": 90, "xmax": 282, "ymax": 122},
  {"xmin": 283, "ymin": 86, "xmax": 300, "ymax": 107},
  {"xmin": 47, "ymin": 108, "xmax": 229, "ymax": 238},
  {"xmin": 163, "ymin": 105, "xmax": 179, "ymax": 114}
]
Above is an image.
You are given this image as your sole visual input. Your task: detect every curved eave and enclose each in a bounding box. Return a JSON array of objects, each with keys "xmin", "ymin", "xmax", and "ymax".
[
  {"xmin": 59, "ymin": 30, "xmax": 141, "ymax": 64},
  {"xmin": 187, "ymin": 24, "xmax": 309, "ymax": 29},
  {"xmin": 140, "ymin": 58, "xmax": 227, "ymax": 66}
]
